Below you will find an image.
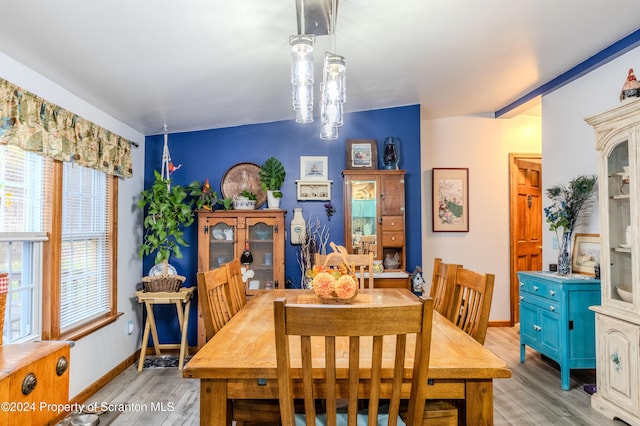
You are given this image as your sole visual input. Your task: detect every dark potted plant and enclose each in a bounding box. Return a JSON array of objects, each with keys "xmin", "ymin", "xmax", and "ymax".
[
  {"xmin": 137, "ymin": 170, "xmax": 196, "ymax": 290},
  {"xmin": 259, "ymin": 157, "xmax": 286, "ymax": 209}
]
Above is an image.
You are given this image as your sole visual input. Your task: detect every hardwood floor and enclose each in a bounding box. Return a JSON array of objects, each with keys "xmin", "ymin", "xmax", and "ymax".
[{"xmin": 74, "ymin": 326, "xmax": 629, "ymax": 425}]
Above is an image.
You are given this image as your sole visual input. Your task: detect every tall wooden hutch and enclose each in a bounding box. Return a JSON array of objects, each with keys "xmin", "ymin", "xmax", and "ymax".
[
  {"xmin": 343, "ymin": 170, "xmax": 409, "ymax": 288},
  {"xmin": 586, "ymin": 98, "xmax": 640, "ymax": 424}
]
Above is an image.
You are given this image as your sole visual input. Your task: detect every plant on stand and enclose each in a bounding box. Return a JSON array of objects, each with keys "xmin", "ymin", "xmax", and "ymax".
[
  {"xmin": 544, "ymin": 174, "xmax": 597, "ymax": 275},
  {"xmin": 259, "ymin": 157, "xmax": 286, "ymax": 209},
  {"xmin": 138, "ymin": 170, "xmax": 196, "ymax": 291}
]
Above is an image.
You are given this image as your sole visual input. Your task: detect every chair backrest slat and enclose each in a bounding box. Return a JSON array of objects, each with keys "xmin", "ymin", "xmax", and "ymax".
[
  {"xmin": 274, "ymin": 295, "xmax": 434, "ymax": 426},
  {"xmin": 196, "ymin": 266, "xmax": 234, "ymax": 340},
  {"xmin": 430, "ymin": 257, "xmax": 462, "ymax": 316},
  {"xmin": 225, "ymin": 258, "xmax": 247, "ymax": 315},
  {"xmin": 447, "ymin": 267, "xmax": 495, "ymax": 344}
]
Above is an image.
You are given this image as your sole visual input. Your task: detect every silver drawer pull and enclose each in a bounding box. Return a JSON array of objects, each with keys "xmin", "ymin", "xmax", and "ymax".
[
  {"xmin": 549, "ymin": 290, "xmax": 555, "ymax": 296},
  {"xmin": 533, "ymin": 286, "xmax": 539, "ymax": 291},
  {"xmin": 549, "ymin": 306, "xmax": 555, "ymax": 312},
  {"xmin": 533, "ymin": 325, "xmax": 541, "ymax": 331},
  {"xmin": 519, "ymin": 296, "xmax": 524, "ymax": 301}
]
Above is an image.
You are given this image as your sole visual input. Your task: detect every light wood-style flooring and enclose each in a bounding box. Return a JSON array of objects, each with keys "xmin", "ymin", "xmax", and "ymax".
[{"xmin": 76, "ymin": 326, "xmax": 629, "ymax": 425}]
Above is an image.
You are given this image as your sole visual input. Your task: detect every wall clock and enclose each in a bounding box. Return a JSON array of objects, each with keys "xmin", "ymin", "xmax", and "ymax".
[{"xmin": 221, "ymin": 162, "xmax": 266, "ymax": 208}]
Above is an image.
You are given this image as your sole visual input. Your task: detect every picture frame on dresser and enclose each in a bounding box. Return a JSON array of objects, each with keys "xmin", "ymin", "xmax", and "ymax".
[
  {"xmin": 346, "ymin": 139, "xmax": 378, "ymax": 170},
  {"xmin": 572, "ymin": 233, "xmax": 600, "ymax": 276},
  {"xmin": 432, "ymin": 168, "xmax": 469, "ymax": 232}
]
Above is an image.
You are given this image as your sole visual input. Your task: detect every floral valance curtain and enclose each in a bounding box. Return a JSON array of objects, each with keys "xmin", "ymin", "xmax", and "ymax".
[{"xmin": 0, "ymin": 77, "xmax": 133, "ymax": 178}]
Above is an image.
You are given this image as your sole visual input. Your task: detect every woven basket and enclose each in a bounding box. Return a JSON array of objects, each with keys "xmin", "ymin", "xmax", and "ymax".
[
  {"xmin": 312, "ymin": 243, "xmax": 359, "ymax": 304},
  {"xmin": 142, "ymin": 274, "xmax": 186, "ymax": 292}
]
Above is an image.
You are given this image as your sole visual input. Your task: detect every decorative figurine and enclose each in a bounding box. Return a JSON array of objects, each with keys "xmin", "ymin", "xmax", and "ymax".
[{"xmin": 620, "ymin": 68, "xmax": 640, "ymax": 102}]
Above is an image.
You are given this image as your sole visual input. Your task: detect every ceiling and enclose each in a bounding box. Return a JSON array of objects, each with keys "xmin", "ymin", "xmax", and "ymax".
[{"xmin": 1, "ymin": 1, "xmax": 639, "ymax": 136}]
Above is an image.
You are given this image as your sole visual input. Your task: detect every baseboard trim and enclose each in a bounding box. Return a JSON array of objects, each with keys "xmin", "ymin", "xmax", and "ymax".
[
  {"xmin": 488, "ymin": 320, "xmax": 511, "ymax": 327},
  {"xmin": 72, "ymin": 350, "xmax": 140, "ymax": 403}
]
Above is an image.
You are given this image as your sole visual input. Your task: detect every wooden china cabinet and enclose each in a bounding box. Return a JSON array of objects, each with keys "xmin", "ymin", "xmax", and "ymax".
[
  {"xmin": 343, "ymin": 170, "xmax": 409, "ymax": 289},
  {"xmin": 586, "ymin": 98, "xmax": 640, "ymax": 424},
  {"xmin": 196, "ymin": 209, "xmax": 286, "ymax": 347}
]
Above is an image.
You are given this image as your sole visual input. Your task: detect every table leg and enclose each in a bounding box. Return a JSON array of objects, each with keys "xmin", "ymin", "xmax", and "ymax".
[
  {"xmin": 464, "ymin": 379, "xmax": 493, "ymax": 425},
  {"xmin": 200, "ymin": 379, "xmax": 231, "ymax": 425},
  {"xmin": 138, "ymin": 314, "xmax": 151, "ymax": 371},
  {"xmin": 178, "ymin": 300, "xmax": 191, "ymax": 370},
  {"xmin": 145, "ymin": 301, "xmax": 162, "ymax": 355}
]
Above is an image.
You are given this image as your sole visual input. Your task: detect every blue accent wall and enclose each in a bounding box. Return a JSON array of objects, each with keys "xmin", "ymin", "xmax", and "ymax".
[{"xmin": 142, "ymin": 104, "xmax": 421, "ymax": 345}]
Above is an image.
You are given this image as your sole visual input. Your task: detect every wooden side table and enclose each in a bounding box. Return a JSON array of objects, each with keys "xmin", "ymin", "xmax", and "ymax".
[{"xmin": 135, "ymin": 287, "xmax": 195, "ymax": 371}]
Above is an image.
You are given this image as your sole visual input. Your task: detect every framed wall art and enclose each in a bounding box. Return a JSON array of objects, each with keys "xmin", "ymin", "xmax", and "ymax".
[
  {"xmin": 300, "ymin": 156, "xmax": 328, "ymax": 180},
  {"xmin": 572, "ymin": 233, "xmax": 600, "ymax": 276},
  {"xmin": 346, "ymin": 139, "xmax": 378, "ymax": 170},
  {"xmin": 432, "ymin": 168, "xmax": 469, "ymax": 232}
]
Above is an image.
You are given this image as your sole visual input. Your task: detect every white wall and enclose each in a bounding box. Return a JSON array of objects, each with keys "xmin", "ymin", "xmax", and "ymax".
[
  {"xmin": 0, "ymin": 52, "xmax": 146, "ymax": 398},
  {"xmin": 542, "ymin": 47, "xmax": 640, "ymax": 267},
  {"xmin": 421, "ymin": 113, "xmax": 541, "ymax": 321}
]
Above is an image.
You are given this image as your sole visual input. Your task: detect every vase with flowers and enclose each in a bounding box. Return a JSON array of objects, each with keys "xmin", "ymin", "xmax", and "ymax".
[{"xmin": 544, "ymin": 174, "xmax": 597, "ymax": 275}]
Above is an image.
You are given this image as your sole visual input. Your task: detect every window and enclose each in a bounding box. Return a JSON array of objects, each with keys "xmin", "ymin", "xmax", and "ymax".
[
  {"xmin": 0, "ymin": 145, "xmax": 118, "ymax": 343},
  {"xmin": 0, "ymin": 145, "xmax": 47, "ymax": 343}
]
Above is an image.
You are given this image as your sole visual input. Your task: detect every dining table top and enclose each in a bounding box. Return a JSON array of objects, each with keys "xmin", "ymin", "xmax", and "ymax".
[{"xmin": 183, "ymin": 288, "xmax": 511, "ymax": 381}]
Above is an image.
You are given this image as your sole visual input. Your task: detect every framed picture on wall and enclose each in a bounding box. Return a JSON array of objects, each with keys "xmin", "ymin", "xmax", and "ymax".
[
  {"xmin": 432, "ymin": 168, "xmax": 469, "ymax": 232},
  {"xmin": 572, "ymin": 233, "xmax": 600, "ymax": 276},
  {"xmin": 300, "ymin": 156, "xmax": 328, "ymax": 180},
  {"xmin": 346, "ymin": 139, "xmax": 378, "ymax": 170}
]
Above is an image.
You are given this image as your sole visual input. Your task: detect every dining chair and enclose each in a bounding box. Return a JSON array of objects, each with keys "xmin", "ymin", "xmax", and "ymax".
[
  {"xmin": 197, "ymin": 266, "xmax": 281, "ymax": 425},
  {"xmin": 429, "ymin": 258, "xmax": 462, "ymax": 317},
  {"xmin": 273, "ymin": 295, "xmax": 434, "ymax": 426},
  {"xmin": 446, "ymin": 267, "xmax": 495, "ymax": 345},
  {"xmin": 225, "ymin": 258, "xmax": 247, "ymax": 315},
  {"xmin": 314, "ymin": 245, "xmax": 375, "ymax": 289}
]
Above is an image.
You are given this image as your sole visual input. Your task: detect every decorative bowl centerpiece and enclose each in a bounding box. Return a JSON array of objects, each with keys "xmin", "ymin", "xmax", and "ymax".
[{"xmin": 616, "ymin": 286, "xmax": 633, "ymax": 302}]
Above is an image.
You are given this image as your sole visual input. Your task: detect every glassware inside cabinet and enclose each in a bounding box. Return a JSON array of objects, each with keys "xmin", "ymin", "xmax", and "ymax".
[
  {"xmin": 607, "ymin": 140, "xmax": 632, "ymax": 303},
  {"xmin": 248, "ymin": 221, "xmax": 274, "ymax": 289},
  {"xmin": 350, "ymin": 179, "xmax": 377, "ymax": 254},
  {"xmin": 208, "ymin": 222, "xmax": 236, "ymax": 268}
]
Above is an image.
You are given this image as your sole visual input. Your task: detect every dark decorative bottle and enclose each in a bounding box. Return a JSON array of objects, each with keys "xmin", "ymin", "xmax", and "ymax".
[
  {"xmin": 382, "ymin": 136, "xmax": 400, "ymax": 170},
  {"xmin": 240, "ymin": 241, "xmax": 253, "ymax": 265}
]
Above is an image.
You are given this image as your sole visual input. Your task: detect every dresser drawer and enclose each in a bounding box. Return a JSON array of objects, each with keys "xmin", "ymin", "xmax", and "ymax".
[
  {"xmin": 381, "ymin": 216, "xmax": 403, "ymax": 231},
  {"xmin": 520, "ymin": 293, "xmax": 560, "ymax": 314},
  {"xmin": 520, "ymin": 278, "xmax": 560, "ymax": 301},
  {"xmin": 382, "ymin": 231, "xmax": 404, "ymax": 247}
]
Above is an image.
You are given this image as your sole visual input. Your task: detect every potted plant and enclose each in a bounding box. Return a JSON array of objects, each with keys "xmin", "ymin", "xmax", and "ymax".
[
  {"xmin": 259, "ymin": 157, "xmax": 286, "ymax": 209},
  {"xmin": 233, "ymin": 189, "xmax": 257, "ymax": 210},
  {"xmin": 137, "ymin": 170, "xmax": 196, "ymax": 290},
  {"xmin": 187, "ymin": 178, "xmax": 218, "ymax": 210}
]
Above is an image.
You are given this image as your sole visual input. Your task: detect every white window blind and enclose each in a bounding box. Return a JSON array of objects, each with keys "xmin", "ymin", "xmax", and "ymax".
[
  {"xmin": 60, "ymin": 163, "xmax": 111, "ymax": 332},
  {"xmin": 0, "ymin": 145, "xmax": 46, "ymax": 343}
]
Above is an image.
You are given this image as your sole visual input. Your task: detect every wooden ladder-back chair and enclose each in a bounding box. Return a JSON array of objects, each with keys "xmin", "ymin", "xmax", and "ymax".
[
  {"xmin": 314, "ymin": 243, "xmax": 375, "ymax": 289},
  {"xmin": 225, "ymin": 258, "xmax": 247, "ymax": 315},
  {"xmin": 274, "ymin": 295, "xmax": 434, "ymax": 426},
  {"xmin": 197, "ymin": 266, "xmax": 281, "ymax": 425},
  {"xmin": 447, "ymin": 267, "xmax": 495, "ymax": 345},
  {"xmin": 430, "ymin": 258, "xmax": 462, "ymax": 317}
]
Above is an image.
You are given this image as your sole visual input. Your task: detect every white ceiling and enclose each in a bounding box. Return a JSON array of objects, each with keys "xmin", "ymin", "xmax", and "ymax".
[{"xmin": 0, "ymin": 1, "xmax": 639, "ymax": 136}]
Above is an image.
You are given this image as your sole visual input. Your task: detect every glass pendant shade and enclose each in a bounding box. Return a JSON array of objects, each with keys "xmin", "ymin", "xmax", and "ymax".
[
  {"xmin": 323, "ymin": 53, "xmax": 346, "ymax": 103},
  {"xmin": 320, "ymin": 122, "xmax": 339, "ymax": 140},
  {"xmin": 290, "ymin": 35, "xmax": 315, "ymax": 85},
  {"xmin": 382, "ymin": 136, "xmax": 400, "ymax": 170},
  {"xmin": 292, "ymin": 84, "xmax": 313, "ymax": 112}
]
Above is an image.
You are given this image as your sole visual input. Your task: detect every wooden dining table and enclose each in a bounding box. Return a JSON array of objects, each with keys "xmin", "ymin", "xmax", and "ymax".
[{"xmin": 183, "ymin": 288, "xmax": 511, "ymax": 425}]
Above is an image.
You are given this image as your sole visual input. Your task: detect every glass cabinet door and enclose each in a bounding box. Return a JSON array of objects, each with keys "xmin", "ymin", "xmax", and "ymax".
[
  {"xmin": 206, "ymin": 219, "xmax": 237, "ymax": 269},
  {"xmin": 606, "ymin": 140, "xmax": 632, "ymax": 304},
  {"xmin": 246, "ymin": 219, "xmax": 277, "ymax": 290},
  {"xmin": 350, "ymin": 179, "xmax": 377, "ymax": 255}
]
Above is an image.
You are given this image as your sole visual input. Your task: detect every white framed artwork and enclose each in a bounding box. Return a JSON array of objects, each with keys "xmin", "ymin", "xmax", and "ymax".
[{"xmin": 300, "ymin": 156, "xmax": 328, "ymax": 181}]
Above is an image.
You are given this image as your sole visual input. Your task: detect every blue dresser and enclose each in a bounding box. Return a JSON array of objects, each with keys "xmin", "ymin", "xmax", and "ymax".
[{"xmin": 518, "ymin": 271, "xmax": 601, "ymax": 390}]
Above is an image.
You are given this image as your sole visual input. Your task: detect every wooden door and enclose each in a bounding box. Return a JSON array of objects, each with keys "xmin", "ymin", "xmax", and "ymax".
[{"xmin": 510, "ymin": 155, "xmax": 542, "ymax": 324}]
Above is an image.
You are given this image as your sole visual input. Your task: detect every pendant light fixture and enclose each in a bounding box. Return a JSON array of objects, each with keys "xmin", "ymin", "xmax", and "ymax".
[{"xmin": 290, "ymin": 0, "xmax": 346, "ymax": 139}]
